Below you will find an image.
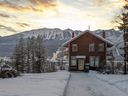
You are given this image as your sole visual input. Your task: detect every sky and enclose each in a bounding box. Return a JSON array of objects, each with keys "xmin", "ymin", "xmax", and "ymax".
[{"xmin": 0, "ymin": 0, "xmax": 126, "ymax": 36}]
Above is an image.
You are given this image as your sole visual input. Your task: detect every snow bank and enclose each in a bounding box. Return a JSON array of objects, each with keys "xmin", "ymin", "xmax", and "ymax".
[
  {"xmin": 89, "ymin": 71, "xmax": 128, "ymax": 94},
  {"xmin": 0, "ymin": 71, "xmax": 70, "ymax": 96}
]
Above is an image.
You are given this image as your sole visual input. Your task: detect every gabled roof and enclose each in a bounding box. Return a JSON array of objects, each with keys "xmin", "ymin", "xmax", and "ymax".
[{"xmin": 62, "ymin": 31, "xmax": 114, "ymax": 47}]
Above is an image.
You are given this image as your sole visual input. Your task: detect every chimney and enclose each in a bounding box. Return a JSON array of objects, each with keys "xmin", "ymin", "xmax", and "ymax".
[{"xmin": 72, "ymin": 32, "xmax": 75, "ymax": 38}]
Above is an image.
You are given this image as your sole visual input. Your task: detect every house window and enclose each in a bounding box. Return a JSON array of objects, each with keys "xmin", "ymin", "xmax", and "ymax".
[
  {"xmin": 126, "ymin": 42, "xmax": 128, "ymax": 47},
  {"xmin": 98, "ymin": 43, "xmax": 104, "ymax": 52},
  {"xmin": 89, "ymin": 56, "xmax": 99, "ymax": 67},
  {"xmin": 89, "ymin": 43, "xmax": 95, "ymax": 52},
  {"xmin": 72, "ymin": 44, "xmax": 78, "ymax": 52},
  {"xmin": 90, "ymin": 56, "xmax": 95, "ymax": 67},
  {"xmin": 95, "ymin": 56, "xmax": 100, "ymax": 67},
  {"xmin": 71, "ymin": 56, "xmax": 77, "ymax": 66}
]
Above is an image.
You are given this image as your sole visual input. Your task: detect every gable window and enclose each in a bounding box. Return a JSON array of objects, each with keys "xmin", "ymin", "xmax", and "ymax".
[
  {"xmin": 89, "ymin": 43, "xmax": 95, "ymax": 52},
  {"xmin": 98, "ymin": 43, "xmax": 104, "ymax": 52},
  {"xmin": 72, "ymin": 44, "xmax": 78, "ymax": 52}
]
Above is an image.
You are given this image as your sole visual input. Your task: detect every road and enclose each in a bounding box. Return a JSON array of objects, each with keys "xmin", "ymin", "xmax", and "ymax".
[{"xmin": 65, "ymin": 72, "xmax": 128, "ymax": 96}]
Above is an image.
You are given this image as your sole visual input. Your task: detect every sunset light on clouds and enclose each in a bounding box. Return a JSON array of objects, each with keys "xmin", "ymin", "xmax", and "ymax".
[{"xmin": 0, "ymin": 0, "xmax": 126, "ymax": 36}]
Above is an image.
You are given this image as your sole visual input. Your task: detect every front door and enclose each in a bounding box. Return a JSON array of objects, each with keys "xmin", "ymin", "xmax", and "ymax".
[{"xmin": 78, "ymin": 59, "xmax": 85, "ymax": 71}]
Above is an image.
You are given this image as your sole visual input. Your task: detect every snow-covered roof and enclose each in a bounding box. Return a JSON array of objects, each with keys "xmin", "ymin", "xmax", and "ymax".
[{"xmin": 62, "ymin": 31, "xmax": 114, "ymax": 47}]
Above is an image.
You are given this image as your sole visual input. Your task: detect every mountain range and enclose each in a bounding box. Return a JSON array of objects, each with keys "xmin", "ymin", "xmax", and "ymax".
[{"xmin": 0, "ymin": 28, "xmax": 123, "ymax": 57}]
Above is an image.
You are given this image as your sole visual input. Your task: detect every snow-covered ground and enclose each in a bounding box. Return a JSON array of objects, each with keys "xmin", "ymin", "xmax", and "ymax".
[
  {"xmin": 65, "ymin": 72, "xmax": 128, "ymax": 96},
  {"xmin": 1, "ymin": 71, "xmax": 128, "ymax": 96},
  {"xmin": 89, "ymin": 71, "xmax": 128, "ymax": 94},
  {"xmin": 0, "ymin": 71, "xmax": 70, "ymax": 96}
]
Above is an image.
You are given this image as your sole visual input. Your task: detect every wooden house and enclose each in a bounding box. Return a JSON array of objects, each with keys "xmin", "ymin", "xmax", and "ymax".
[{"xmin": 63, "ymin": 31, "xmax": 113, "ymax": 71}]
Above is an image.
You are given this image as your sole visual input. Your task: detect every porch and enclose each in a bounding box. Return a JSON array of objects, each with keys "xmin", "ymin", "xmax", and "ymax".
[{"xmin": 69, "ymin": 55, "xmax": 102, "ymax": 71}]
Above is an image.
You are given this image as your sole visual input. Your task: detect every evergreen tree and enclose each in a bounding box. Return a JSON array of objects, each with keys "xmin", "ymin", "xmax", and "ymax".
[
  {"xmin": 33, "ymin": 35, "xmax": 46, "ymax": 73},
  {"xmin": 25, "ymin": 37, "xmax": 31, "ymax": 73},
  {"xmin": 13, "ymin": 37, "xmax": 26, "ymax": 73},
  {"xmin": 117, "ymin": 0, "xmax": 128, "ymax": 74},
  {"xmin": 12, "ymin": 35, "xmax": 47, "ymax": 73}
]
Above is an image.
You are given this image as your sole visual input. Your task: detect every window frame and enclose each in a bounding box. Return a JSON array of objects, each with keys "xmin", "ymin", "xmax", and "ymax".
[
  {"xmin": 98, "ymin": 43, "xmax": 105, "ymax": 52},
  {"xmin": 71, "ymin": 56, "xmax": 77, "ymax": 66},
  {"xmin": 89, "ymin": 43, "xmax": 95, "ymax": 52},
  {"xmin": 72, "ymin": 44, "xmax": 78, "ymax": 52},
  {"xmin": 89, "ymin": 56, "xmax": 95, "ymax": 67},
  {"xmin": 89, "ymin": 56, "xmax": 100, "ymax": 67}
]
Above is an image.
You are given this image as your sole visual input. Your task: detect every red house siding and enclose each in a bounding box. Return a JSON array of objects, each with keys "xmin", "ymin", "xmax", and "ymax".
[{"xmin": 66, "ymin": 32, "xmax": 112, "ymax": 71}]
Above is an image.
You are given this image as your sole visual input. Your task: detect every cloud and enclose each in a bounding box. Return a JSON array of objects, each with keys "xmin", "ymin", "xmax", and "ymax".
[
  {"xmin": 0, "ymin": 0, "xmax": 58, "ymax": 13},
  {"xmin": 16, "ymin": 22, "xmax": 30, "ymax": 28},
  {"xmin": 93, "ymin": 0, "xmax": 126, "ymax": 7},
  {"xmin": 0, "ymin": 0, "xmax": 126, "ymax": 36},
  {"xmin": 29, "ymin": 0, "xmax": 57, "ymax": 6},
  {"xmin": 0, "ymin": 25, "xmax": 16, "ymax": 32},
  {"xmin": 93, "ymin": 0, "xmax": 105, "ymax": 6},
  {"xmin": 0, "ymin": 13, "xmax": 10, "ymax": 18}
]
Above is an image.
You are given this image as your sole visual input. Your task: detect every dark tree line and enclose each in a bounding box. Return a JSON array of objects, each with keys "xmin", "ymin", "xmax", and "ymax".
[{"xmin": 12, "ymin": 36, "xmax": 47, "ymax": 73}]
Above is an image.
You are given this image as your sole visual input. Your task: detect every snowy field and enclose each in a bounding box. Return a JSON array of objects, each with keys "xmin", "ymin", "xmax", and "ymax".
[
  {"xmin": 0, "ymin": 71, "xmax": 70, "ymax": 96},
  {"xmin": 89, "ymin": 71, "xmax": 128, "ymax": 95}
]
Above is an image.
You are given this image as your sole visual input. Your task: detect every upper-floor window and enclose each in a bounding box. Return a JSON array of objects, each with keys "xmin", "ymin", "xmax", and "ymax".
[
  {"xmin": 72, "ymin": 44, "xmax": 78, "ymax": 52},
  {"xmin": 98, "ymin": 43, "xmax": 104, "ymax": 52},
  {"xmin": 89, "ymin": 43, "xmax": 95, "ymax": 52}
]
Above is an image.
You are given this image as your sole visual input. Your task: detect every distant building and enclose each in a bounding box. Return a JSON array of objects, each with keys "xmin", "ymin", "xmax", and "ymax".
[{"xmin": 62, "ymin": 31, "xmax": 113, "ymax": 71}]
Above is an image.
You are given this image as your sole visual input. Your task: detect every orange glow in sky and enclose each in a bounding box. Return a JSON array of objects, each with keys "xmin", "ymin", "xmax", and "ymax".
[{"xmin": 0, "ymin": 0, "xmax": 126, "ymax": 36}]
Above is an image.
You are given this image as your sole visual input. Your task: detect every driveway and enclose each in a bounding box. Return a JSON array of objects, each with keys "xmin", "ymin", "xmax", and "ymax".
[{"xmin": 65, "ymin": 72, "xmax": 128, "ymax": 96}]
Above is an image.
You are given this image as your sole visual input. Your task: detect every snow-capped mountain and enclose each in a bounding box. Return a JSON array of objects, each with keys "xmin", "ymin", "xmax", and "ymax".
[
  {"xmin": 0, "ymin": 28, "xmax": 123, "ymax": 57},
  {"xmin": 92, "ymin": 29, "xmax": 122, "ymax": 43},
  {"xmin": 0, "ymin": 28, "xmax": 82, "ymax": 57},
  {"xmin": 10, "ymin": 28, "xmax": 81, "ymax": 40}
]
